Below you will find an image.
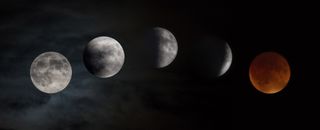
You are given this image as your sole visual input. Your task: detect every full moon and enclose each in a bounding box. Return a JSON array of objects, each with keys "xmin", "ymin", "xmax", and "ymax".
[
  {"xmin": 30, "ymin": 52, "xmax": 72, "ymax": 94},
  {"xmin": 249, "ymin": 52, "xmax": 291, "ymax": 94},
  {"xmin": 83, "ymin": 36, "xmax": 125, "ymax": 78},
  {"xmin": 145, "ymin": 27, "xmax": 178, "ymax": 68}
]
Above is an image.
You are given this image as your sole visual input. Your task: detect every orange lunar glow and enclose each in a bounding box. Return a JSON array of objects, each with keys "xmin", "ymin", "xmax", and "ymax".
[{"xmin": 249, "ymin": 52, "xmax": 291, "ymax": 94}]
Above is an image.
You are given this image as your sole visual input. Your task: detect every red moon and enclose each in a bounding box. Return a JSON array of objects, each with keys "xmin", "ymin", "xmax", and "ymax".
[{"xmin": 249, "ymin": 52, "xmax": 291, "ymax": 94}]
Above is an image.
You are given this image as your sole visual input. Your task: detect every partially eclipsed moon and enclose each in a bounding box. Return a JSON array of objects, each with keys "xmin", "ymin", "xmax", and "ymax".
[
  {"xmin": 83, "ymin": 36, "xmax": 125, "ymax": 78},
  {"xmin": 219, "ymin": 42, "xmax": 232, "ymax": 76},
  {"xmin": 249, "ymin": 52, "xmax": 291, "ymax": 94},
  {"xmin": 145, "ymin": 27, "xmax": 178, "ymax": 68},
  {"xmin": 30, "ymin": 52, "xmax": 72, "ymax": 94},
  {"xmin": 193, "ymin": 37, "xmax": 232, "ymax": 78}
]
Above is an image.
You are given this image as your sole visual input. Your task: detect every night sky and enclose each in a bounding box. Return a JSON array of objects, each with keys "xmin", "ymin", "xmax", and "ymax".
[{"xmin": 0, "ymin": 0, "xmax": 315, "ymax": 130}]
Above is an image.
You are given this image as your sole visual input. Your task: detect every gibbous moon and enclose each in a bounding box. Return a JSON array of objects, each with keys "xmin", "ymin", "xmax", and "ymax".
[
  {"xmin": 83, "ymin": 36, "xmax": 125, "ymax": 78},
  {"xmin": 145, "ymin": 27, "xmax": 178, "ymax": 68},
  {"xmin": 30, "ymin": 52, "xmax": 72, "ymax": 94},
  {"xmin": 249, "ymin": 52, "xmax": 291, "ymax": 94}
]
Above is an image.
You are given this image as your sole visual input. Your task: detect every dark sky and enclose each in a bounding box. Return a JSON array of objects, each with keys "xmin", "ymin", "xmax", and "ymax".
[{"xmin": 0, "ymin": 0, "xmax": 315, "ymax": 130}]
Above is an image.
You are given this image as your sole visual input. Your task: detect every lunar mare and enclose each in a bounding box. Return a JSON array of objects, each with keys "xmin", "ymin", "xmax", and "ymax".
[
  {"xmin": 30, "ymin": 52, "xmax": 72, "ymax": 94},
  {"xmin": 249, "ymin": 52, "xmax": 291, "ymax": 94},
  {"xmin": 83, "ymin": 36, "xmax": 125, "ymax": 78}
]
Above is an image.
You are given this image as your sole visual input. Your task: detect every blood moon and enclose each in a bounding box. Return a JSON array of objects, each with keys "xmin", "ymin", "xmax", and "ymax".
[{"xmin": 249, "ymin": 52, "xmax": 291, "ymax": 94}]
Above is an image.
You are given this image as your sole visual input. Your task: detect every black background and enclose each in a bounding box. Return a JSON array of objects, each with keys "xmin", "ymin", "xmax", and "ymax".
[{"xmin": 0, "ymin": 0, "xmax": 316, "ymax": 130}]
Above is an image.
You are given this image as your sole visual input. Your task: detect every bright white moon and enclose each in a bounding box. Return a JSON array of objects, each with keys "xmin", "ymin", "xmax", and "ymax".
[{"xmin": 30, "ymin": 52, "xmax": 72, "ymax": 94}]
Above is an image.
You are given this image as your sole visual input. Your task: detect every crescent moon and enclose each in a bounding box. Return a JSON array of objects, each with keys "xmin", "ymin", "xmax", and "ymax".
[
  {"xmin": 193, "ymin": 37, "xmax": 232, "ymax": 78},
  {"xmin": 219, "ymin": 42, "xmax": 232, "ymax": 76}
]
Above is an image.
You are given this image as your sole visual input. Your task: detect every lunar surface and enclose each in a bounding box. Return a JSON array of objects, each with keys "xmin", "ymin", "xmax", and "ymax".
[
  {"xmin": 145, "ymin": 27, "xmax": 178, "ymax": 68},
  {"xmin": 83, "ymin": 36, "xmax": 125, "ymax": 78},
  {"xmin": 249, "ymin": 52, "xmax": 291, "ymax": 94},
  {"xmin": 30, "ymin": 52, "xmax": 72, "ymax": 94}
]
